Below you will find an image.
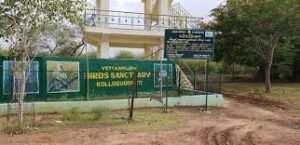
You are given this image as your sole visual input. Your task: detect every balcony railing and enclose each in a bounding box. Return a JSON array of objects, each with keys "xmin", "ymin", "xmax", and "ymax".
[{"xmin": 84, "ymin": 9, "xmax": 202, "ymax": 31}]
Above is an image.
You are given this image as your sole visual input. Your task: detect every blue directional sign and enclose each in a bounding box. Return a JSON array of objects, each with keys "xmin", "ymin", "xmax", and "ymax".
[{"xmin": 164, "ymin": 29, "xmax": 215, "ymax": 59}]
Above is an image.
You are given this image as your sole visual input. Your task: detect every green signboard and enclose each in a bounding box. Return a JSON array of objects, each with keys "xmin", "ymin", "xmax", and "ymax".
[
  {"xmin": 86, "ymin": 59, "xmax": 174, "ymax": 96},
  {"xmin": 164, "ymin": 29, "xmax": 215, "ymax": 59}
]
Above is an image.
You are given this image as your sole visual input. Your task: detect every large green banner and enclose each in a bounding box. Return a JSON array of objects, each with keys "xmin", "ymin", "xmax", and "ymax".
[
  {"xmin": 86, "ymin": 59, "xmax": 173, "ymax": 96},
  {"xmin": 0, "ymin": 57, "xmax": 175, "ymax": 103}
]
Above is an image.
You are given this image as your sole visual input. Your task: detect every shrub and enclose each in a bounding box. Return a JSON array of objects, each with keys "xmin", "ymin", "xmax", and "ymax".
[
  {"xmin": 59, "ymin": 96, "xmax": 68, "ymax": 101},
  {"xmin": 178, "ymin": 59, "xmax": 222, "ymax": 74},
  {"xmin": 2, "ymin": 122, "xmax": 28, "ymax": 134},
  {"xmin": 62, "ymin": 107, "xmax": 81, "ymax": 121},
  {"xmin": 91, "ymin": 107, "xmax": 108, "ymax": 120}
]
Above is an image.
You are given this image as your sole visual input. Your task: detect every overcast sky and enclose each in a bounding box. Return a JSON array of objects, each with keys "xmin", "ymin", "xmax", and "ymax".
[{"xmin": 108, "ymin": 0, "xmax": 225, "ymax": 22}]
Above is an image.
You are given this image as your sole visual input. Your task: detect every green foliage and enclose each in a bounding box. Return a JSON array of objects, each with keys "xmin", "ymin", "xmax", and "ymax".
[
  {"xmin": 2, "ymin": 122, "xmax": 29, "ymax": 135},
  {"xmin": 0, "ymin": 0, "xmax": 85, "ymax": 58},
  {"xmin": 0, "ymin": 48, "xmax": 9, "ymax": 56},
  {"xmin": 32, "ymin": 18, "xmax": 85, "ymax": 56},
  {"xmin": 178, "ymin": 59, "xmax": 222, "ymax": 74},
  {"xmin": 114, "ymin": 51, "xmax": 141, "ymax": 60},
  {"xmin": 292, "ymin": 34, "xmax": 300, "ymax": 81},
  {"xmin": 58, "ymin": 96, "xmax": 68, "ymax": 101},
  {"xmin": 178, "ymin": 59, "xmax": 257, "ymax": 81},
  {"xmin": 91, "ymin": 107, "xmax": 109, "ymax": 120},
  {"xmin": 62, "ymin": 107, "xmax": 82, "ymax": 121},
  {"xmin": 210, "ymin": 0, "xmax": 299, "ymax": 86}
]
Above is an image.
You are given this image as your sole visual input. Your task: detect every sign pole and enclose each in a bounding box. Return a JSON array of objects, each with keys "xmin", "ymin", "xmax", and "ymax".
[
  {"xmin": 165, "ymin": 58, "xmax": 170, "ymax": 112},
  {"xmin": 160, "ymin": 57, "xmax": 163, "ymax": 104},
  {"xmin": 205, "ymin": 58, "xmax": 209, "ymax": 111},
  {"xmin": 83, "ymin": 4, "xmax": 89, "ymax": 101}
]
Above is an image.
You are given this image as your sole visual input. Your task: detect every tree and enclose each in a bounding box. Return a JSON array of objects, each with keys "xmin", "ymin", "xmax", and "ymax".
[
  {"xmin": 292, "ymin": 36, "xmax": 300, "ymax": 81},
  {"xmin": 0, "ymin": 0, "xmax": 85, "ymax": 123},
  {"xmin": 211, "ymin": 0, "xmax": 299, "ymax": 92},
  {"xmin": 114, "ymin": 51, "xmax": 141, "ymax": 60},
  {"xmin": 36, "ymin": 24, "xmax": 86, "ymax": 57},
  {"xmin": 292, "ymin": 1, "xmax": 300, "ymax": 81}
]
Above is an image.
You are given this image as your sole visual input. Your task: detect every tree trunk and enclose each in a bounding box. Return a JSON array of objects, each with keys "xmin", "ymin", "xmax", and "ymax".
[
  {"xmin": 18, "ymin": 99, "xmax": 24, "ymax": 123},
  {"xmin": 264, "ymin": 62, "xmax": 272, "ymax": 93},
  {"xmin": 231, "ymin": 63, "xmax": 236, "ymax": 80},
  {"xmin": 264, "ymin": 47, "xmax": 275, "ymax": 93},
  {"xmin": 18, "ymin": 58, "xmax": 27, "ymax": 123}
]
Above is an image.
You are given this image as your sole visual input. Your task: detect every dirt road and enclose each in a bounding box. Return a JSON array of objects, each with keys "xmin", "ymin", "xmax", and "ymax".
[{"xmin": 0, "ymin": 96, "xmax": 299, "ymax": 145}]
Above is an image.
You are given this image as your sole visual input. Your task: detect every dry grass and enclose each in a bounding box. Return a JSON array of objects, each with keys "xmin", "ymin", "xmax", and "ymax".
[
  {"xmin": 223, "ymin": 83, "xmax": 300, "ymax": 109},
  {"xmin": 0, "ymin": 108, "xmax": 182, "ymax": 134}
]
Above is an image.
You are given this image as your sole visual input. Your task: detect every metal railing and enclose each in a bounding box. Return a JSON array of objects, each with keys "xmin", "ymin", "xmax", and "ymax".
[
  {"xmin": 84, "ymin": 9, "xmax": 202, "ymax": 31},
  {"xmin": 170, "ymin": 3, "xmax": 203, "ymax": 29}
]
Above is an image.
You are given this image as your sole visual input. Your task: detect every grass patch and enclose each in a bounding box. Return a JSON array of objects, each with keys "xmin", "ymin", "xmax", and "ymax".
[
  {"xmin": 110, "ymin": 110, "xmax": 181, "ymax": 132},
  {"xmin": 2, "ymin": 123, "xmax": 29, "ymax": 134},
  {"xmin": 91, "ymin": 107, "xmax": 109, "ymax": 120},
  {"xmin": 1, "ymin": 121, "xmax": 53, "ymax": 135},
  {"xmin": 64, "ymin": 109, "xmax": 182, "ymax": 132},
  {"xmin": 223, "ymin": 83, "xmax": 300, "ymax": 108},
  {"xmin": 62, "ymin": 107, "xmax": 81, "ymax": 121},
  {"xmin": 0, "ymin": 108, "xmax": 182, "ymax": 134}
]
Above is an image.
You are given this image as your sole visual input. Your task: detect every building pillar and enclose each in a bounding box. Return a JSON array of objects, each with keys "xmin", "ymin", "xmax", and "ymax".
[
  {"xmin": 144, "ymin": 45, "xmax": 153, "ymax": 60},
  {"xmin": 96, "ymin": 0, "xmax": 109, "ymax": 28},
  {"xmin": 143, "ymin": 0, "xmax": 152, "ymax": 30},
  {"xmin": 96, "ymin": 0, "xmax": 109, "ymax": 10},
  {"xmin": 158, "ymin": 0, "xmax": 170, "ymax": 29},
  {"xmin": 155, "ymin": 47, "xmax": 163, "ymax": 60},
  {"xmin": 97, "ymin": 35, "xmax": 110, "ymax": 58}
]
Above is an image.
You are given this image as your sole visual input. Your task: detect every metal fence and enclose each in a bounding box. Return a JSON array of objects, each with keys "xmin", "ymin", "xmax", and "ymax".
[{"xmin": 177, "ymin": 63, "xmax": 222, "ymax": 96}]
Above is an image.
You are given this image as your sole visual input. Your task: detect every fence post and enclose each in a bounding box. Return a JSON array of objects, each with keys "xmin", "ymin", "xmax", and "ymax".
[
  {"xmin": 193, "ymin": 70, "xmax": 197, "ymax": 95},
  {"xmin": 165, "ymin": 60, "xmax": 170, "ymax": 112},
  {"xmin": 219, "ymin": 67, "xmax": 222, "ymax": 94},
  {"xmin": 178, "ymin": 71, "xmax": 181, "ymax": 96},
  {"xmin": 129, "ymin": 72, "xmax": 138, "ymax": 120},
  {"xmin": 205, "ymin": 59, "xmax": 210, "ymax": 111}
]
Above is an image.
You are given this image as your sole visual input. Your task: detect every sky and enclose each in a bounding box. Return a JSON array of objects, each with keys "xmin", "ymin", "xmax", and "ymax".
[{"xmin": 108, "ymin": 0, "xmax": 225, "ymax": 22}]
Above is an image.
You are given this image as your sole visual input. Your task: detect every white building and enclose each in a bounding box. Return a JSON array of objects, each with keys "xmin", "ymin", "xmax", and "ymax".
[{"xmin": 84, "ymin": 0, "xmax": 202, "ymax": 59}]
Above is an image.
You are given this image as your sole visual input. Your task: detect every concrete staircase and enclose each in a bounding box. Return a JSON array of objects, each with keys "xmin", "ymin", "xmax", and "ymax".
[{"xmin": 176, "ymin": 65, "xmax": 194, "ymax": 90}]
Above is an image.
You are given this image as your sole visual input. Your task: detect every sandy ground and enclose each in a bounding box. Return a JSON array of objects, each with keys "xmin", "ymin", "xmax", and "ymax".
[{"xmin": 0, "ymin": 96, "xmax": 299, "ymax": 145}]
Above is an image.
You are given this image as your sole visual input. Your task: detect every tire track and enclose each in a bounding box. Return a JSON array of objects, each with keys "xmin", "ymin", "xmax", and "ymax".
[
  {"xmin": 241, "ymin": 131, "xmax": 256, "ymax": 145},
  {"xmin": 200, "ymin": 126, "xmax": 216, "ymax": 145},
  {"xmin": 240, "ymin": 126, "xmax": 263, "ymax": 145},
  {"xmin": 212, "ymin": 126, "xmax": 237, "ymax": 145}
]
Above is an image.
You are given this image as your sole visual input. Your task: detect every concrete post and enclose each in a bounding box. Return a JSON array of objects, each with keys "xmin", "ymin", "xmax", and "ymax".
[
  {"xmin": 144, "ymin": 45, "xmax": 152, "ymax": 60},
  {"xmin": 143, "ymin": 0, "xmax": 152, "ymax": 30},
  {"xmin": 158, "ymin": 0, "xmax": 170, "ymax": 29},
  {"xmin": 97, "ymin": 34, "xmax": 110, "ymax": 58},
  {"xmin": 155, "ymin": 47, "xmax": 163, "ymax": 60},
  {"xmin": 96, "ymin": 0, "xmax": 109, "ymax": 10},
  {"xmin": 96, "ymin": 0, "xmax": 109, "ymax": 28}
]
